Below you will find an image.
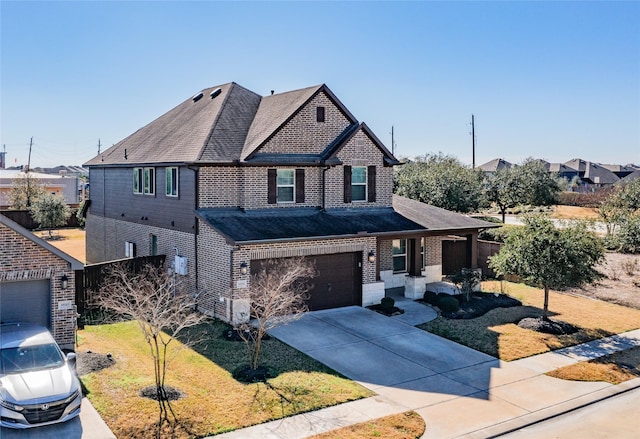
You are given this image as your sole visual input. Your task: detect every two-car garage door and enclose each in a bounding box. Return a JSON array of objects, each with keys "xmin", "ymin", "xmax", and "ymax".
[
  {"xmin": 252, "ymin": 252, "xmax": 362, "ymax": 311},
  {"xmin": 0, "ymin": 279, "xmax": 51, "ymax": 329}
]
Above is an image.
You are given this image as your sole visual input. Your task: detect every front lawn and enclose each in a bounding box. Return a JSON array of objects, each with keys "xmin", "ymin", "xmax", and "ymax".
[
  {"xmin": 78, "ymin": 319, "xmax": 372, "ymax": 438},
  {"xmin": 419, "ymin": 281, "xmax": 640, "ymax": 361}
]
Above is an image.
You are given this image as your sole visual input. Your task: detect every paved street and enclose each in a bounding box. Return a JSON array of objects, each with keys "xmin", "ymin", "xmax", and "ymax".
[{"xmin": 499, "ymin": 388, "xmax": 640, "ymax": 439}]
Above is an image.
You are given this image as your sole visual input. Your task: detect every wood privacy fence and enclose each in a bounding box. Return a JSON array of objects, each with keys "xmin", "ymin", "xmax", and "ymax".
[
  {"xmin": 1, "ymin": 209, "xmax": 81, "ymax": 229},
  {"xmin": 75, "ymin": 255, "xmax": 166, "ymax": 327},
  {"xmin": 443, "ymin": 238, "xmax": 502, "ymax": 278}
]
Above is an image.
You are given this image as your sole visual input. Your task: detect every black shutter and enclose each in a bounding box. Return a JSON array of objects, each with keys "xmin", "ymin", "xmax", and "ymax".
[
  {"xmin": 343, "ymin": 165, "xmax": 352, "ymax": 203},
  {"xmin": 368, "ymin": 165, "xmax": 376, "ymax": 202},
  {"xmin": 295, "ymin": 169, "xmax": 305, "ymax": 203},
  {"xmin": 267, "ymin": 169, "xmax": 277, "ymax": 204}
]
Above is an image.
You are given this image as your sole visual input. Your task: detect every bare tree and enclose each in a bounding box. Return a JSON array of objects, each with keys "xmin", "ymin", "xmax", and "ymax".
[
  {"xmin": 98, "ymin": 263, "xmax": 207, "ymax": 435},
  {"xmin": 9, "ymin": 172, "xmax": 47, "ymax": 209},
  {"xmin": 236, "ymin": 257, "xmax": 316, "ymax": 380}
]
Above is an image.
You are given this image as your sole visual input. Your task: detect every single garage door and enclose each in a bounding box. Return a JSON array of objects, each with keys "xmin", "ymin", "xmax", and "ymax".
[
  {"xmin": 0, "ymin": 279, "xmax": 51, "ymax": 328},
  {"xmin": 252, "ymin": 252, "xmax": 362, "ymax": 311}
]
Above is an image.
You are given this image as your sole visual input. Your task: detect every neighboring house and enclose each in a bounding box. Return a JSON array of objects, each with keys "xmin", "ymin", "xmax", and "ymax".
[
  {"xmin": 563, "ymin": 158, "xmax": 619, "ymax": 189},
  {"xmin": 477, "ymin": 158, "xmax": 512, "ymax": 174},
  {"xmin": 0, "ymin": 169, "xmax": 80, "ymax": 209},
  {"xmin": 0, "ymin": 214, "xmax": 82, "ymax": 350},
  {"xmin": 598, "ymin": 163, "xmax": 638, "ymax": 180},
  {"xmin": 84, "ymin": 82, "xmax": 496, "ymax": 324}
]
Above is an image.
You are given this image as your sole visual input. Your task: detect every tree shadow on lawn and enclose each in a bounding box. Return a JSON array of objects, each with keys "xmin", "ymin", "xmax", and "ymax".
[{"xmin": 177, "ymin": 319, "xmax": 345, "ymax": 382}]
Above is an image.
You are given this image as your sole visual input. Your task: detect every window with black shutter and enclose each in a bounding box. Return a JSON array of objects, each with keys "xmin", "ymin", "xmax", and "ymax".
[
  {"xmin": 367, "ymin": 165, "xmax": 376, "ymax": 202},
  {"xmin": 295, "ymin": 169, "xmax": 305, "ymax": 203}
]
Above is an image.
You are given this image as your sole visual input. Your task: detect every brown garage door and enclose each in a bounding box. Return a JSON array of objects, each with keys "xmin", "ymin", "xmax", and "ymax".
[{"xmin": 251, "ymin": 253, "xmax": 362, "ymax": 311}]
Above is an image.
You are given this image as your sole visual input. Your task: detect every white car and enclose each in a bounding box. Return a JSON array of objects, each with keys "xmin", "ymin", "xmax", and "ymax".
[{"xmin": 0, "ymin": 323, "xmax": 82, "ymax": 428}]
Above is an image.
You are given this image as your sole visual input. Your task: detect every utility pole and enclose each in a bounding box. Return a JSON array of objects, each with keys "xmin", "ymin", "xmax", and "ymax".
[
  {"xmin": 27, "ymin": 137, "xmax": 33, "ymax": 172},
  {"xmin": 471, "ymin": 115, "xmax": 476, "ymax": 169},
  {"xmin": 391, "ymin": 126, "xmax": 395, "ymax": 156}
]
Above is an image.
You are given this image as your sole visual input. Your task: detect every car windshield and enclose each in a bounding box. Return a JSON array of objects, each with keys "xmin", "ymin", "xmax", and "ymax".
[{"xmin": 0, "ymin": 344, "xmax": 65, "ymax": 374}]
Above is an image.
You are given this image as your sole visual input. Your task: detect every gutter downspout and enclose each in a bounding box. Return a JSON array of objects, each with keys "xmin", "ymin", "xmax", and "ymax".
[
  {"xmin": 321, "ymin": 165, "xmax": 331, "ymax": 210},
  {"xmin": 187, "ymin": 165, "xmax": 201, "ymax": 313}
]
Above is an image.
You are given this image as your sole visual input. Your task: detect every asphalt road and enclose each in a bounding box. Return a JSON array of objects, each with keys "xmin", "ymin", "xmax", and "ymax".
[{"xmin": 499, "ymin": 388, "xmax": 640, "ymax": 439}]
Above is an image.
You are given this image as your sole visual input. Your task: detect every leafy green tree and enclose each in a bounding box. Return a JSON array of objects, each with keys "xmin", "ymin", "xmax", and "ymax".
[
  {"xmin": 394, "ymin": 153, "xmax": 484, "ymax": 212},
  {"xmin": 489, "ymin": 215, "xmax": 604, "ymax": 320},
  {"xmin": 9, "ymin": 172, "xmax": 47, "ymax": 209},
  {"xmin": 599, "ymin": 179, "xmax": 640, "ymax": 241},
  {"xmin": 29, "ymin": 193, "xmax": 71, "ymax": 237},
  {"xmin": 484, "ymin": 158, "xmax": 560, "ymax": 222}
]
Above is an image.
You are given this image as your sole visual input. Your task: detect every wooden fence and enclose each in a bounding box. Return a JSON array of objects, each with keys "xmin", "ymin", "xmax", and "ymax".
[
  {"xmin": 75, "ymin": 255, "xmax": 166, "ymax": 327},
  {"xmin": 442, "ymin": 238, "xmax": 502, "ymax": 278},
  {"xmin": 1, "ymin": 209, "xmax": 81, "ymax": 229}
]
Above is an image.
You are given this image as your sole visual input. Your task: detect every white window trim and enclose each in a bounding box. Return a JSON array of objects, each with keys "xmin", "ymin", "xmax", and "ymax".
[
  {"xmin": 166, "ymin": 167, "xmax": 178, "ymax": 197},
  {"xmin": 143, "ymin": 167, "xmax": 155, "ymax": 195},
  {"xmin": 133, "ymin": 168, "xmax": 143, "ymax": 194},
  {"xmin": 393, "ymin": 239, "xmax": 407, "ymax": 273},
  {"xmin": 276, "ymin": 169, "xmax": 295, "ymax": 203},
  {"xmin": 351, "ymin": 166, "xmax": 367, "ymax": 202}
]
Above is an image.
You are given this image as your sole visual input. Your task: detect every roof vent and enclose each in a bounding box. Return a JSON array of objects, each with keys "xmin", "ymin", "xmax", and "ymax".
[
  {"xmin": 271, "ymin": 90, "xmax": 274, "ymax": 95},
  {"xmin": 210, "ymin": 88, "xmax": 222, "ymax": 99},
  {"xmin": 192, "ymin": 92, "xmax": 204, "ymax": 102}
]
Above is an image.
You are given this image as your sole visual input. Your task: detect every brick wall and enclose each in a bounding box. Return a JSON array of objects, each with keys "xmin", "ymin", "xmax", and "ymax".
[
  {"xmin": 85, "ymin": 214, "xmax": 197, "ymax": 294},
  {"xmin": 325, "ymin": 130, "xmax": 394, "ymax": 208},
  {"xmin": 259, "ymin": 92, "xmax": 351, "ymax": 154},
  {"xmin": 0, "ymin": 223, "xmax": 77, "ymax": 348}
]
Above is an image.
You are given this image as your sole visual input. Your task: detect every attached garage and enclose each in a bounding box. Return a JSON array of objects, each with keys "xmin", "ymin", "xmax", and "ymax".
[
  {"xmin": 0, "ymin": 279, "xmax": 51, "ymax": 328},
  {"xmin": 252, "ymin": 252, "xmax": 362, "ymax": 311}
]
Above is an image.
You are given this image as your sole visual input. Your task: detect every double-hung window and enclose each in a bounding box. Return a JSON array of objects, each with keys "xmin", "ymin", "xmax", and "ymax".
[
  {"xmin": 351, "ymin": 166, "xmax": 367, "ymax": 202},
  {"xmin": 134, "ymin": 167, "xmax": 155, "ymax": 195},
  {"xmin": 393, "ymin": 239, "xmax": 407, "ymax": 273},
  {"xmin": 166, "ymin": 167, "xmax": 178, "ymax": 197},
  {"xmin": 276, "ymin": 169, "xmax": 295, "ymax": 203}
]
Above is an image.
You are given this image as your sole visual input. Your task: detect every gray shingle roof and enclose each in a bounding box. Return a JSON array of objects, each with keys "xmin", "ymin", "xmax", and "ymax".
[
  {"xmin": 477, "ymin": 158, "xmax": 512, "ymax": 172},
  {"xmin": 85, "ymin": 83, "xmax": 369, "ymax": 167},
  {"xmin": 196, "ymin": 196, "xmax": 497, "ymax": 244},
  {"xmin": 392, "ymin": 195, "xmax": 498, "ymax": 231}
]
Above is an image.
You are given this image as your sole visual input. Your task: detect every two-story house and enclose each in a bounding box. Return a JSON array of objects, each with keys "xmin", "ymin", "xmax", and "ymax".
[{"xmin": 84, "ymin": 82, "xmax": 494, "ymax": 324}]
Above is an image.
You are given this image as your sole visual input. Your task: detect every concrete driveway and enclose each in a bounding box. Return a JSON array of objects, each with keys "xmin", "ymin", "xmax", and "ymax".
[{"xmin": 269, "ymin": 306, "xmax": 499, "ymax": 396}]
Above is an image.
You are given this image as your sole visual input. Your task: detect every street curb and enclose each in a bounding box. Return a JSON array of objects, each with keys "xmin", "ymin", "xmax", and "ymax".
[{"xmin": 461, "ymin": 377, "xmax": 640, "ymax": 438}]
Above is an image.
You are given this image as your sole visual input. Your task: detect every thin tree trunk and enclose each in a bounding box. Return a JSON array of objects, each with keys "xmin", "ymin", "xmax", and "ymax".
[{"xmin": 543, "ymin": 285, "xmax": 550, "ymax": 321}]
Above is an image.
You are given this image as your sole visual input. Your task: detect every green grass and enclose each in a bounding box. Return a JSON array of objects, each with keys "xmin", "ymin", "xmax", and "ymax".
[{"xmin": 79, "ymin": 319, "xmax": 373, "ymax": 439}]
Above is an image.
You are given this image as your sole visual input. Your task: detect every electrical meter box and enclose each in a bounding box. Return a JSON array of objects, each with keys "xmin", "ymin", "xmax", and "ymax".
[{"xmin": 175, "ymin": 255, "xmax": 188, "ymax": 275}]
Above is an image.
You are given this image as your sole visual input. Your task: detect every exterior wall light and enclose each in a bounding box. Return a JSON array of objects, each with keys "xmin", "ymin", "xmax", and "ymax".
[
  {"xmin": 368, "ymin": 251, "xmax": 376, "ymax": 263},
  {"xmin": 240, "ymin": 262, "xmax": 248, "ymax": 275},
  {"xmin": 60, "ymin": 274, "xmax": 69, "ymax": 290}
]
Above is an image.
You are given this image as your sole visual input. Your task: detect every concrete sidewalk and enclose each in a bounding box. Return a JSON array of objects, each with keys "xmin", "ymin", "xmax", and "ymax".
[{"xmin": 213, "ymin": 306, "xmax": 640, "ymax": 439}]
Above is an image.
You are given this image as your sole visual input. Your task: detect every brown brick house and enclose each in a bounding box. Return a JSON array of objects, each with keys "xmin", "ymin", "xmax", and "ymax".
[
  {"xmin": 0, "ymin": 214, "xmax": 83, "ymax": 349},
  {"xmin": 84, "ymin": 83, "xmax": 494, "ymax": 324}
]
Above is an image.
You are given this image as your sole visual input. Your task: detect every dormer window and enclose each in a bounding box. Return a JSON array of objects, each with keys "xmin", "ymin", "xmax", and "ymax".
[{"xmin": 316, "ymin": 106, "xmax": 325, "ymax": 122}]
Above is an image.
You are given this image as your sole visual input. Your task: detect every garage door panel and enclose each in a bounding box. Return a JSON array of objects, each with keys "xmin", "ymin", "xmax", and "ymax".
[
  {"xmin": 0, "ymin": 280, "xmax": 51, "ymax": 328},
  {"xmin": 251, "ymin": 253, "xmax": 362, "ymax": 311}
]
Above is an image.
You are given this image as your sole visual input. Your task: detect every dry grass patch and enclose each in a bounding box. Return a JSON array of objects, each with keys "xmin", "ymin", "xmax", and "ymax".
[
  {"xmin": 547, "ymin": 346, "xmax": 640, "ymax": 384},
  {"xmin": 551, "ymin": 205, "xmax": 600, "ymax": 220},
  {"xmin": 310, "ymin": 411, "xmax": 425, "ymax": 439},
  {"xmin": 34, "ymin": 227, "xmax": 86, "ymax": 262},
  {"xmin": 78, "ymin": 320, "xmax": 372, "ymax": 438},
  {"xmin": 419, "ymin": 281, "xmax": 640, "ymax": 361}
]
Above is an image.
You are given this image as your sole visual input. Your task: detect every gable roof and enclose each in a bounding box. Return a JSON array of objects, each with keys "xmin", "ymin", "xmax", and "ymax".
[
  {"xmin": 85, "ymin": 83, "xmax": 377, "ymax": 167},
  {"xmin": 0, "ymin": 214, "xmax": 84, "ymax": 270},
  {"xmin": 477, "ymin": 158, "xmax": 512, "ymax": 172}
]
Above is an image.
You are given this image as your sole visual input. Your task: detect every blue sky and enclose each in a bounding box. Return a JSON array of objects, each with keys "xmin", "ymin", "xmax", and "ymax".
[{"xmin": 1, "ymin": 1, "xmax": 639, "ymax": 168}]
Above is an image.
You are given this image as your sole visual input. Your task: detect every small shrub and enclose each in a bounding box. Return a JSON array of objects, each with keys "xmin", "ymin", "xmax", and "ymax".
[
  {"xmin": 438, "ymin": 295, "xmax": 459, "ymax": 313},
  {"xmin": 423, "ymin": 291, "xmax": 438, "ymax": 305},
  {"xmin": 621, "ymin": 258, "xmax": 638, "ymax": 276},
  {"xmin": 609, "ymin": 266, "xmax": 621, "ymax": 281},
  {"xmin": 380, "ymin": 297, "xmax": 395, "ymax": 310}
]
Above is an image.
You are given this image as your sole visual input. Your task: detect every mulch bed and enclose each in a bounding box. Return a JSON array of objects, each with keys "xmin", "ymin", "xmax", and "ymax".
[
  {"xmin": 76, "ymin": 350, "xmax": 115, "ymax": 376},
  {"xmin": 518, "ymin": 317, "xmax": 578, "ymax": 335},
  {"xmin": 435, "ymin": 293, "xmax": 522, "ymax": 319},
  {"xmin": 366, "ymin": 304, "xmax": 405, "ymax": 316}
]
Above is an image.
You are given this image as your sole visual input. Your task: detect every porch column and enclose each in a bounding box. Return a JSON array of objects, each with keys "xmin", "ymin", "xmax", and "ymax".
[
  {"xmin": 465, "ymin": 232, "xmax": 478, "ymax": 269},
  {"xmin": 408, "ymin": 237, "xmax": 422, "ymax": 276}
]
